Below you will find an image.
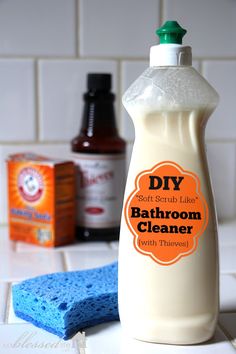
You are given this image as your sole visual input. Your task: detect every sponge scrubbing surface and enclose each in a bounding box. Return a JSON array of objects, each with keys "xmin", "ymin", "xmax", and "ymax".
[{"xmin": 12, "ymin": 262, "xmax": 118, "ymax": 340}]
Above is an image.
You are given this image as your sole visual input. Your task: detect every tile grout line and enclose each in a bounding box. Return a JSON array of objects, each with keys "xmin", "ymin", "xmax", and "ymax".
[
  {"xmin": 107, "ymin": 242, "xmax": 113, "ymax": 250},
  {"xmin": 0, "ymin": 223, "xmax": 8, "ymax": 227},
  {"xmin": 220, "ymin": 309, "xmax": 236, "ymax": 314},
  {"xmin": 4, "ymin": 282, "xmax": 12, "ymax": 324},
  {"xmin": 61, "ymin": 251, "xmax": 69, "ymax": 271},
  {"xmin": 2, "ymin": 282, "xmax": 9, "ymax": 324},
  {"xmin": 0, "ymin": 140, "xmax": 71, "ymax": 145},
  {"xmin": 218, "ymin": 321, "xmax": 236, "ymax": 349},
  {"xmin": 233, "ymin": 145, "xmax": 236, "ymax": 218},
  {"xmin": 207, "ymin": 139, "xmax": 236, "ymax": 144},
  {"xmin": 0, "ymin": 139, "xmax": 235, "ymax": 145},
  {"xmin": 12, "ymin": 239, "xmax": 17, "ymax": 252},
  {"xmin": 0, "ymin": 54, "xmax": 236, "ymax": 61},
  {"xmin": 76, "ymin": 0, "xmax": 80, "ymax": 58},
  {"xmin": 72, "ymin": 335, "xmax": 85, "ymax": 354},
  {"xmin": 34, "ymin": 60, "xmax": 40, "ymax": 141},
  {"xmin": 117, "ymin": 59, "xmax": 122, "ymax": 134},
  {"xmin": 0, "ymin": 55, "xmax": 77, "ymax": 60},
  {"xmin": 194, "ymin": 57, "xmax": 236, "ymax": 61},
  {"xmin": 199, "ymin": 59, "xmax": 203, "ymax": 76},
  {"xmin": 1, "ymin": 54, "xmax": 236, "ymax": 61},
  {"xmin": 159, "ymin": 0, "xmax": 164, "ymax": 24}
]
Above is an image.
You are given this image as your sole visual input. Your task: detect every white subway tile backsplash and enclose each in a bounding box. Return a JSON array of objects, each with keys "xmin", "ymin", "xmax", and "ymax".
[
  {"xmin": 218, "ymin": 220, "xmax": 236, "ymax": 246},
  {"xmin": 220, "ymin": 275, "xmax": 236, "ymax": 312},
  {"xmin": 163, "ymin": 0, "xmax": 236, "ymax": 57},
  {"xmin": 0, "ymin": 59, "xmax": 35, "ymax": 141},
  {"xmin": 207, "ymin": 142, "xmax": 236, "ymax": 220},
  {"xmin": 80, "ymin": 0, "xmax": 160, "ymax": 58},
  {"xmin": 0, "ymin": 0, "xmax": 76, "ymax": 57},
  {"xmin": 0, "ymin": 226, "xmax": 15, "ymax": 253},
  {"xmin": 0, "ymin": 2, "xmax": 235, "ymax": 349},
  {"xmin": 0, "ymin": 143, "xmax": 70, "ymax": 224},
  {"xmin": 204, "ymin": 61, "xmax": 236, "ymax": 140},
  {"xmin": 121, "ymin": 61, "xmax": 148, "ymax": 141},
  {"xmin": 220, "ymin": 244, "xmax": 236, "ymax": 274},
  {"xmin": 39, "ymin": 60, "xmax": 118, "ymax": 141}
]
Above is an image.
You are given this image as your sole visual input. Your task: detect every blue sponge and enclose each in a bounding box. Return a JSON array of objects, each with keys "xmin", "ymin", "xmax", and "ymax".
[{"xmin": 12, "ymin": 262, "xmax": 118, "ymax": 339}]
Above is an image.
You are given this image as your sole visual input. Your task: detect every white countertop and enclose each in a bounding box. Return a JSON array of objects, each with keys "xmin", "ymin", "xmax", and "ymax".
[{"xmin": 0, "ymin": 221, "xmax": 236, "ymax": 354}]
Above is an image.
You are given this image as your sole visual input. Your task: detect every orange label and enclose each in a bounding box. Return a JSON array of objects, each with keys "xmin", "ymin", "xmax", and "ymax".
[{"xmin": 125, "ymin": 161, "xmax": 208, "ymax": 265}]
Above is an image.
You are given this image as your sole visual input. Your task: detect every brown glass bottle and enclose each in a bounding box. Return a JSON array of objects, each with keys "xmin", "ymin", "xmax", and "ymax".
[{"xmin": 71, "ymin": 73, "xmax": 126, "ymax": 241}]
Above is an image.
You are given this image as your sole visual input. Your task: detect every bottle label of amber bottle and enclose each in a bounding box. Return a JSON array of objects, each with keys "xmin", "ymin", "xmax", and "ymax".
[{"xmin": 72, "ymin": 153, "xmax": 126, "ymax": 228}]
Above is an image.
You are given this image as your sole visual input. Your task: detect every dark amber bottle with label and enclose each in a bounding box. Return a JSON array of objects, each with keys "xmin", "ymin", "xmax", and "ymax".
[{"xmin": 71, "ymin": 73, "xmax": 126, "ymax": 241}]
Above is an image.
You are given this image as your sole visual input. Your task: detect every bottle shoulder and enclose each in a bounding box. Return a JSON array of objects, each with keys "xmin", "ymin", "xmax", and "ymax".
[
  {"xmin": 71, "ymin": 135, "xmax": 126, "ymax": 154},
  {"xmin": 122, "ymin": 66, "xmax": 219, "ymax": 114}
]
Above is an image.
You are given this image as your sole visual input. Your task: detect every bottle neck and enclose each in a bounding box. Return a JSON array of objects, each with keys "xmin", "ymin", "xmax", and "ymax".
[{"xmin": 80, "ymin": 91, "xmax": 118, "ymax": 137}]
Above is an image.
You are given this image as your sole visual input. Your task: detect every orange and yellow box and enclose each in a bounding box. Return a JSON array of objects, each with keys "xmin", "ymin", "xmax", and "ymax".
[{"xmin": 7, "ymin": 153, "xmax": 76, "ymax": 247}]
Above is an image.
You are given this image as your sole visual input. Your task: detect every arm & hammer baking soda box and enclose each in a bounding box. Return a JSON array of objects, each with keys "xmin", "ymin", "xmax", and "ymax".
[{"xmin": 7, "ymin": 153, "xmax": 76, "ymax": 247}]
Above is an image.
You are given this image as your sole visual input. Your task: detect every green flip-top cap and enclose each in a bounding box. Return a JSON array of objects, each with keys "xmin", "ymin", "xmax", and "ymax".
[{"xmin": 156, "ymin": 21, "xmax": 187, "ymax": 44}]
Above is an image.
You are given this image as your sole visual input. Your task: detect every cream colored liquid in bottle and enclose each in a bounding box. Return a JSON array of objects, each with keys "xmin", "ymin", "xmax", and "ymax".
[{"xmin": 118, "ymin": 21, "xmax": 219, "ymax": 345}]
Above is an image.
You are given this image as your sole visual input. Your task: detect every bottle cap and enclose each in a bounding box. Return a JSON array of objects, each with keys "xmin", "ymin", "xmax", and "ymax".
[
  {"xmin": 87, "ymin": 73, "xmax": 111, "ymax": 91},
  {"xmin": 150, "ymin": 21, "xmax": 192, "ymax": 66},
  {"xmin": 156, "ymin": 21, "xmax": 186, "ymax": 44}
]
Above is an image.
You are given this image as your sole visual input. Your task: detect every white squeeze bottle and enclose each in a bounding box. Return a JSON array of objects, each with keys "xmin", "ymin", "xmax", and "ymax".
[{"xmin": 118, "ymin": 21, "xmax": 219, "ymax": 344}]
